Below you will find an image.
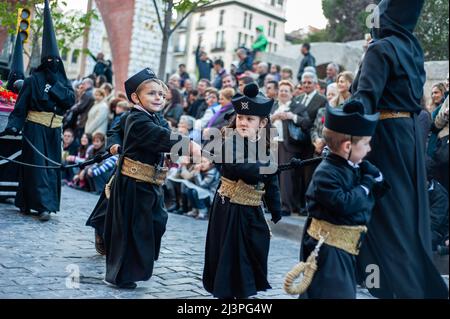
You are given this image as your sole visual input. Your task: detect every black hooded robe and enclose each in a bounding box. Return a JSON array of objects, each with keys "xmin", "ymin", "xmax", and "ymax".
[
  {"xmin": 202, "ymin": 137, "xmax": 282, "ymax": 298},
  {"xmin": 6, "ymin": 72, "xmax": 75, "ymax": 212},
  {"xmin": 103, "ymin": 108, "xmax": 188, "ymax": 285},
  {"xmin": 350, "ymin": 0, "xmax": 448, "ymax": 298}
]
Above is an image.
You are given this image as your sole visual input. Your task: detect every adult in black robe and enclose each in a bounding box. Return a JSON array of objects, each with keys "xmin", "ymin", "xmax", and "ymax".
[
  {"xmin": 349, "ymin": 0, "xmax": 448, "ymax": 298},
  {"xmin": 1, "ymin": 0, "xmax": 75, "ymax": 220},
  {"xmin": 103, "ymin": 107, "xmax": 190, "ymax": 287}
]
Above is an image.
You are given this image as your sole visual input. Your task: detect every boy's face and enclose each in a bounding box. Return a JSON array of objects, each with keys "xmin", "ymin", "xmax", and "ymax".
[
  {"xmin": 349, "ymin": 136, "xmax": 372, "ymax": 164},
  {"xmin": 132, "ymin": 81, "xmax": 166, "ymax": 112}
]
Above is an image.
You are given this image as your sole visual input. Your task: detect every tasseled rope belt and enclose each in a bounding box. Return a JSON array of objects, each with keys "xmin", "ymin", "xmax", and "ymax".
[{"xmin": 284, "ymin": 218, "xmax": 367, "ymax": 295}]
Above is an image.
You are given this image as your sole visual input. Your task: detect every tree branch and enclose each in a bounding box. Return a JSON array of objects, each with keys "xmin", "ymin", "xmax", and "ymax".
[
  {"xmin": 152, "ymin": 0, "xmax": 164, "ymax": 31},
  {"xmin": 169, "ymin": 0, "xmax": 219, "ymax": 36}
]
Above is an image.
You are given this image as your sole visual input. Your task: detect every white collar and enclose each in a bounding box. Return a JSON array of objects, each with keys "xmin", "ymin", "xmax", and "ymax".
[
  {"xmin": 133, "ymin": 104, "xmax": 154, "ymax": 117},
  {"xmin": 347, "ymin": 160, "xmax": 359, "ymax": 168},
  {"xmin": 305, "ymin": 90, "xmax": 317, "ymax": 99}
]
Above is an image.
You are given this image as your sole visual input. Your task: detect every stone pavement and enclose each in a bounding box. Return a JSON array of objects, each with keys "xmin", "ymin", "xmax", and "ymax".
[{"xmin": 0, "ymin": 186, "xmax": 391, "ymax": 299}]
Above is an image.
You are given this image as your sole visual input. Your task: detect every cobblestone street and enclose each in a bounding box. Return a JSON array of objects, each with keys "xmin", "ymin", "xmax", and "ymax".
[{"xmin": 0, "ymin": 186, "xmax": 376, "ymax": 299}]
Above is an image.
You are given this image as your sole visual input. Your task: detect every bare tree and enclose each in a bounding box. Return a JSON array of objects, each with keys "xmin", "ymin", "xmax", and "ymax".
[{"xmin": 152, "ymin": 0, "xmax": 218, "ymax": 79}]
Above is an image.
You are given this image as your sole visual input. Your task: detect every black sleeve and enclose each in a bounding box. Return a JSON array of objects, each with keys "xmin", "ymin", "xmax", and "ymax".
[
  {"xmin": 49, "ymin": 80, "xmax": 76, "ymax": 110},
  {"xmin": 6, "ymin": 77, "xmax": 32, "ymax": 131},
  {"xmin": 128, "ymin": 116, "xmax": 190, "ymax": 153},
  {"xmin": 263, "ymin": 174, "xmax": 282, "ymax": 221},
  {"xmin": 106, "ymin": 113, "xmax": 127, "ymax": 150},
  {"xmin": 351, "ymin": 42, "xmax": 391, "ymax": 114},
  {"xmin": 312, "ymin": 169, "xmax": 374, "ymax": 216}
]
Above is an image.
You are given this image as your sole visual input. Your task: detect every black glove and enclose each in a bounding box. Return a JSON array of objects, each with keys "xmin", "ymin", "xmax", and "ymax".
[
  {"xmin": 359, "ymin": 160, "xmax": 381, "ymax": 179},
  {"xmin": 271, "ymin": 212, "xmax": 282, "ymax": 224},
  {"xmin": 0, "ymin": 127, "xmax": 20, "ymax": 137},
  {"xmin": 360, "ymin": 174, "xmax": 375, "ymax": 191},
  {"xmin": 46, "ymin": 72, "xmax": 58, "ymax": 85}
]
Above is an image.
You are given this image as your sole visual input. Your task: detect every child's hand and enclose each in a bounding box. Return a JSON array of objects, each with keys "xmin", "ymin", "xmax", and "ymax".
[
  {"xmin": 66, "ymin": 155, "xmax": 75, "ymax": 162},
  {"xmin": 87, "ymin": 168, "xmax": 93, "ymax": 177},
  {"xmin": 360, "ymin": 160, "xmax": 381, "ymax": 179}
]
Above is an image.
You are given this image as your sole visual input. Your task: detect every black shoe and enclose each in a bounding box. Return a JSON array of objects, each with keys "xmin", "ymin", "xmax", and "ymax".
[
  {"xmin": 95, "ymin": 231, "xmax": 106, "ymax": 255},
  {"xmin": 19, "ymin": 208, "xmax": 31, "ymax": 215},
  {"xmin": 119, "ymin": 282, "xmax": 137, "ymax": 289},
  {"xmin": 38, "ymin": 211, "xmax": 51, "ymax": 222},
  {"xmin": 103, "ymin": 279, "xmax": 136, "ymax": 289}
]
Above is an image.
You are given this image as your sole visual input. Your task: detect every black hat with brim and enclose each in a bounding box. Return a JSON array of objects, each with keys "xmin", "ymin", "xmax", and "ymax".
[
  {"xmin": 325, "ymin": 101, "xmax": 379, "ymax": 137},
  {"xmin": 124, "ymin": 68, "xmax": 157, "ymax": 102},
  {"xmin": 231, "ymin": 83, "xmax": 273, "ymax": 117}
]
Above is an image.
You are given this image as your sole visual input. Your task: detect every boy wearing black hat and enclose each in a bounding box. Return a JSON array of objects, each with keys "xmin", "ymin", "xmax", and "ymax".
[
  {"xmin": 203, "ymin": 83, "xmax": 282, "ymax": 299},
  {"xmin": 103, "ymin": 68, "xmax": 201, "ymax": 289},
  {"xmin": 298, "ymin": 104, "xmax": 389, "ymax": 299}
]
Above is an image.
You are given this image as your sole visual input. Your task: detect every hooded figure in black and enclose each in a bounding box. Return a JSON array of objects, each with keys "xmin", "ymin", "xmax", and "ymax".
[
  {"xmin": 203, "ymin": 83, "xmax": 282, "ymax": 299},
  {"xmin": 348, "ymin": 0, "xmax": 448, "ymax": 298},
  {"xmin": 6, "ymin": 32, "xmax": 25, "ymax": 92},
  {"xmin": 0, "ymin": 0, "xmax": 75, "ymax": 221}
]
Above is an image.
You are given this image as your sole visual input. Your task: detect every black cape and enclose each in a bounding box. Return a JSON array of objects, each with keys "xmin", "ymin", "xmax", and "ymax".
[
  {"xmin": 6, "ymin": 71, "xmax": 75, "ymax": 212},
  {"xmin": 203, "ymin": 136, "xmax": 282, "ymax": 298},
  {"xmin": 103, "ymin": 108, "xmax": 189, "ymax": 285}
]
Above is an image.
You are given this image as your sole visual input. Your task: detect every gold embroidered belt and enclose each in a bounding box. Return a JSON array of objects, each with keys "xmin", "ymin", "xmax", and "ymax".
[
  {"xmin": 26, "ymin": 111, "xmax": 63, "ymax": 128},
  {"xmin": 121, "ymin": 157, "xmax": 168, "ymax": 186},
  {"xmin": 307, "ymin": 218, "xmax": 367, "ymax": 255},
  {"xmin": 218, "ymin": 176, "xmax": 265, "ymax": 206},
  {"xmin": 379, "ymin": 110, "xmax": 412, "ymax": 121}
]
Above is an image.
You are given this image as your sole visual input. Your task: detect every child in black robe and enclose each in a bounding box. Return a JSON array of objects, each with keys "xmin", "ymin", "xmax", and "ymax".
[
  {"xmin": 103, "ymin": 68, "xmax": 200, "ymax": 289},
  {"xmin": 299, "ymin": 104, "xmax": 389, "ymax": 299},
  {"xmin": 203, "ymin": 83, "xmax": 282, "ymax": 299}
]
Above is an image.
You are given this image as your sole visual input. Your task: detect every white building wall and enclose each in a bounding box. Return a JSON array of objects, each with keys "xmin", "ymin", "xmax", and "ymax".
[
  {"xmin": 171, "ymin": 0, "xmax": 287, "ymax": 77},
  {"xmin": 128, "ymin": 0, "xmax": 164, "ymax": 77}
]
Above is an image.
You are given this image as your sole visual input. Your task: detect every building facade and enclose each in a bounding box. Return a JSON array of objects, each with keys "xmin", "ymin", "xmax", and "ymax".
[{"xmin": 171, "ymin": 0, "xmax": 287, "ymax": 80}]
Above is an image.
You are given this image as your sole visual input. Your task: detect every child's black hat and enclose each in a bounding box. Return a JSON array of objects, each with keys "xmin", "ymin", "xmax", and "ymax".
[
  {"xmin": 124, "ymin": 68, "xmax": 157, "ymax": 101},
  {"xmin": 231, "ymin": 83, "xmax": 273, "ymax": 117},
  {"xmin": 325, "ymin": 101, "xmax": 380, "ymax": 137}
]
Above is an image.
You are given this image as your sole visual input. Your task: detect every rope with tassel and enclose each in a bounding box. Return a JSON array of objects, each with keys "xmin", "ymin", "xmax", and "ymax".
[{"xmin": 284, "ymin": 230, "xmax": 329, "ymax": 295}]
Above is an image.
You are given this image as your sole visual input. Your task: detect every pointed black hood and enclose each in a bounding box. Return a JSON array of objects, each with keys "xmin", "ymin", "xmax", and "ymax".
[
  {"xmin": 6, "ymin": 33, "xmax": 25, "ymax": 91},
  {"xmin": 372, "ymin": 0, "xmax": 425, "ymax": 100},
  {"xmin": 377, "ymin": 0, "xmax": 424, "ymax": 33},
  {"xmin": 41, "ymin": 0, "xmax": 60, "ymax": 61}
]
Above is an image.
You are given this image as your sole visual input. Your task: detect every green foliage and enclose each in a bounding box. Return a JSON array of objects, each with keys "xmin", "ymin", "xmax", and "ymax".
[
  {"xmin": 0, "ymin": 0, "xmax": 98, "ymax": 54},
  {"xmin": 171, "ymin": 0, "xmax": 213, "ymax": 13},
  {"xmin": 321, "ymin": 0, "xmax": 375, "ymax": 42},
  {"xmin": 415, "ymin": 0, "xmax": 449, "ymax": 61}
]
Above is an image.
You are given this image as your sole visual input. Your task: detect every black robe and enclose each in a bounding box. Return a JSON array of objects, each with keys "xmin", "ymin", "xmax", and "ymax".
[
  {"xmin": 103, "ymin": 108, "xmax": 189, "ymax": 285},
  {"xmin": 85, "ymin": 111, "xmax": 129, "ymax": 237},
  {"xmin": 6, "ymin": 71, "xmax": 75, "ymax": 212},
  {"xmin": 203, "ymin": 136, "xmax": 282, "ymax": 298},
  {"xmin": 299, "ymin": 153, "xmax": 388, "ymax": 299},
  {"xmin": 85, "ymin": 111, "xmax": 172, "ymax": 238},
  {"xmin": 350, "ymin": 14, "xmax": 448, "ymax": 298}
]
